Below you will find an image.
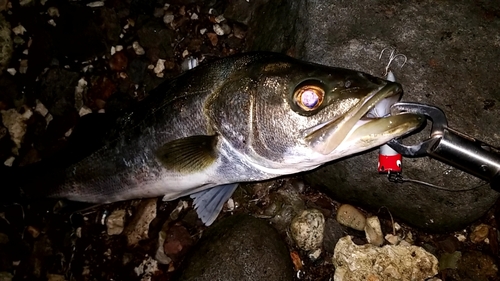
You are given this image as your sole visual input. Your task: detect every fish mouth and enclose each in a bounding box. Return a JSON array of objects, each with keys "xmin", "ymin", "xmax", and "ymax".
[{"xmin": 305, "ymin": 82, "xmax": 425, "ymax": 155}]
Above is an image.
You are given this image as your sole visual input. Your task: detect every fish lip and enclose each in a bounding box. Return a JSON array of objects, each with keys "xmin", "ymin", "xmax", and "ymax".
[{"xmin": 304, "ymin": 81, "xmax": 407, "ymax": 154}]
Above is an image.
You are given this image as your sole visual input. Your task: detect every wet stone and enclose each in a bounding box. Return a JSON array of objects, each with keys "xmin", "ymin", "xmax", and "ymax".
[
  {"xmin": 290, "ymin": 209, "xmax": 325, "ymax": 251},
  {"xmin": 364, "ymin": 216, "xmax": 383, "ymax": 246},
  {"xmin": 162, "ymin": 224, "xmax": 193, "ymax": 262},
  {"xmin": 336, "ymin": 204, "xmax": 366, "ymax": 231},
  {"xmin": 124, "ymin": 199, "xmax": 157, "ymax": 246},
  {"xmin": 39, "ymin": 68, "xmax": 79, "ymax": 118},
  {"xmin": 224, "ymin": 0, "xmax": 269, "ymax": 25},
  {"xmin": 333, "ymin": 236, "xmax": 439, "ymax": 281},
  {"xmin": 137, "ymin": 20, "xmax": 175, "ymax": 59},
  {"xmin": 252, "ymin": 0, "xmax": 500, "ymax": 232},
  {"xmin": 175, "ymin": 214, "xmax": 294, "ymax": 281},
  {"xmin": 470, "ymin": 223, "xmax": 490, "ymax": 244},
  {"xmin": 456, "ymin": 251, "xmax": 498, "ymax": 280},
  {"xmin": 106, "ymin": 209, "xmax": 126, "ymax": 236},
  {"xmin": 0, "ymin": 14, "xmax": 12, "ymax": 74},
  {"xmin": 322, "ymin": 218, "xmax": 345, "ymax": 253}
]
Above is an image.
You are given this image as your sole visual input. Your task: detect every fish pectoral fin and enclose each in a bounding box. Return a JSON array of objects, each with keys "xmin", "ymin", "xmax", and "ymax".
[
  {"xmin": 155, "ymin": 135, "xmax": 218, "ymax": 173},
  {"xmin": 190, "ymin": 183, "xmax": 239, "ymax": 226}
]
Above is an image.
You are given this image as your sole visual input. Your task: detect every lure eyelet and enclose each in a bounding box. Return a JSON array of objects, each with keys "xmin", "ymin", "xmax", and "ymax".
[{"xmin": 293, "ymin": 85, "xmax": 325, "ymax": 111}]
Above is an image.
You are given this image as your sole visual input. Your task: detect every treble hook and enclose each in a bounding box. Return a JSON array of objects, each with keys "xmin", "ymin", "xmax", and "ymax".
[{"xmin": 379, "ymin": 47, "xmax": 407, "ymax": 76}]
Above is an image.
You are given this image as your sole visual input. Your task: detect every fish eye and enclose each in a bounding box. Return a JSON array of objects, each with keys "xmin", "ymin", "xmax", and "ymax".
[{"xmin": 293, "ymin": 83, "xmax": 325, "ymax": 111}]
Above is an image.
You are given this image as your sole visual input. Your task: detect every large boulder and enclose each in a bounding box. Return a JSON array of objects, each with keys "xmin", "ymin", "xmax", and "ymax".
[{"xmin": 246, "ymin": 0, "xmax": 500, "ymax": 231}]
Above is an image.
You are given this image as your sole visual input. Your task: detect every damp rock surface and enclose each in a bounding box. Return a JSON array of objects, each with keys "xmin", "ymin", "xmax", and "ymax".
[{"xmin": 175, "ymin": 214, "xmax": 294, "ymax": 281}]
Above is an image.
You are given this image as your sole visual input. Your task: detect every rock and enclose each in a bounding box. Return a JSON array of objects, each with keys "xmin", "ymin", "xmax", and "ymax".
[
  {"xmin": 290, "ymin": 209, "xmax": 325, "ymax": 252},
  {"xmin": 124, "ymin": 199, "xmax": 157, "ymax": 246},
  {"xmin": 0, "ymin": 14, "xmax": 12, "ymax": 74},
  {"xmin": 162, "ymin": 224, "xmax": 193, "ymax": 262},
  {"xmin": 437, "ymin": 236, "xmax": 460, "ymax": 253},
  {"xmin": 39, "ymin": 68, "xmax": 79, "ymax": 118},
  {"xmin": 322, "ymin": 218, "xmax": 345, "ymax": 253},
  {"xmin": 365, "ymin": 216, "xmax": 384, "ymax": 246},
  {"xmin": 333, "ymin": 236, "xmax": 439, "ymax": 281},
  {"xmin": 1, "ymin": 108, "xmax": 32, "ymax": 154},
  {"xmin": 336, "ymin": 204, "xmax": 366, "ymax": 231},
  {"xmin": 456, "ymin": 251, "xmax": 498, "ymax": 280},
  {"xmin": 46, "ymin": 274, "xmax": 65, "ymax": 281},
  {"xmin": 106, "ymin": 209, "xmax": 126, "ymax": 235},
  {"xmin": 264, "ymin": 180, "xmax": 306, "ymax": 232},
  {"xmin": 134, "ymin": 257, "xmax": 160, "ymax": 280},
  {"xmin": 136, "ymin": 19, "xmax": 175, "ymax": 59},
  {"xmin": 470, "ymin": 223, "xmax": 490, "ymax": 244},
  {"xmin": 385, "ymin": 234, "xmax": 400, "ymax": 245},
  {"xmin": 224, "ymin": 0, "xmax": 269, "ymax": 25},
  {"xmin": 246, "ymin": 0, "xmax": 500, "ymax": 231},
  {"xmin": 175, "ymin": 214, "xmax": 294, "ymax": 281},
  {"xmin": 439, "ymin": 251, "xmax": 461, "ymax": 270}
]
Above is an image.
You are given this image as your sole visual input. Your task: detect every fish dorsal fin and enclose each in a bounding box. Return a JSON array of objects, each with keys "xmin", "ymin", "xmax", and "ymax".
[
  {"xmin": 191, "ymin": 183, "xmax": 239, "ymax": 226},
  {"xmin": 155, "ymin": 135, "xmax": 218, "ymax": 173}
]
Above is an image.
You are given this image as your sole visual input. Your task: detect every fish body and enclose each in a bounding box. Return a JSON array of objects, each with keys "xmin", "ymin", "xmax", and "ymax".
[{"xmin": 26, "ymin": 52, "xmax": 424, "ymax": 225}]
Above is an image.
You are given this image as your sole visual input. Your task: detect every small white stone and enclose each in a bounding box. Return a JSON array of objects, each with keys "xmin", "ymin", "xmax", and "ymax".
[
  {"xmin": 35, "ymin": 100, "xmax": 49, "ymax": 117},
  {"xmin": 163, "ymin": 14, "xmax": 174, "ymax": 24},
  {"xmin": 225, "ymin": 198, "xmax": 235, "ymax": 212},
  {"xmin": 106, "ymin": 209, "xmax": 126, "ymax": 235},
  {"xmin": 134, "ymin": 257, "xmax": 159, "ymax": 277},
  {"xmin": 214, "ymin": 15, "xmax": 225, "ymax": 23},
  {"xmin": 290, "ymin": 209, "xmax": 325, "ymax": 251},
  {"xmin": 115, "ymin": 45, "xmax": 123, "ymax": 52},
  {"xmin": 336, "ymin": 204, "xmax": 366, "ymax": 231},
  {"xmin": 6, "ymin": 68, "xmax": 16, "ymax": 75},
  {"xmin": 110, "ymin": 46, "xmax": 116, "ymax": 55},
  {"xmin": 454, "ymin": 233, "xmax": 467, "ymax": 242},
  {"xmin": 12, "ymin": 25, "xmax": 26, "ymax": 35},
  {"xmin": 213, "ymin": 24, "xmax": 224, "ymax": 36},
  {"xmin": 78, "ymin": 106, "xmax": 92, "ymax": 117},
  {"xmin": 308, "ymin": 248, "xmax": 322, "ymax": 261},
  {"xmin": 87, "ymin": 1, "xmax": 104, "ymax": 8},
  {"xmin": 47, "ymin": 19, "xmax": 56, "ymax": 27},
  {"xmin": 365, "ymin": 216, "xmax": 384, "ymax": 246},
  {"xmin": 1, "ymin": 108, "xmax": 32, "ymax": 154},
  {"xmin": 393, "ymin": 222, "xmax": 401, "ymax": 231},
  {"xmin": 3, "ymin": 156, "xmax": 15, "ymax": 167},
  {"xmin": 199, "ymin": 28, "xmax": 207, "ymax": 35},
  {"xmin": 190, "ymin": 13, "xmax": 198, "ymax": 20},
  {"xmin": 47, "ymin": 7, "xmax": 59, "ymax": 17},
  {"xmin": 182, "ymin": 49, "xmax": 189, "ymax": 58},
  {"xmin": 64, "ymin": 128, "xmax": 73, "ymax": 137},
  {"xmin": 154, "ymin": 59, "xmax": 165, "ymax": 75},
  {"xmin": 132, "ymin": 41, "xmax": 145, "ymax": 55},
  {"xmin": 385, "ymin": 233, "xmax": 401, "ymax": 245}
]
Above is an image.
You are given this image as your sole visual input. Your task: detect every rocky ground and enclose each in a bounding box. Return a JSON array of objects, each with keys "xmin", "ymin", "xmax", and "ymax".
[{"xmin": 0, "ymin": 0, "xmax": 499, "ymax": 280}]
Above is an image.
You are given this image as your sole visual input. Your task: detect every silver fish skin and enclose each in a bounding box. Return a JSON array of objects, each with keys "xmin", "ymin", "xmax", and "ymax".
[{"xmin": 33, "ymin": 52, "xmax": 424, "ymax": 225}]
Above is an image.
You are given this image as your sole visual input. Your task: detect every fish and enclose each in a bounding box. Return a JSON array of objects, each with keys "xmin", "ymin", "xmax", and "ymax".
[{"xmin": 12, "ymin": 52, "xmax": 424, "ymax": 225}]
